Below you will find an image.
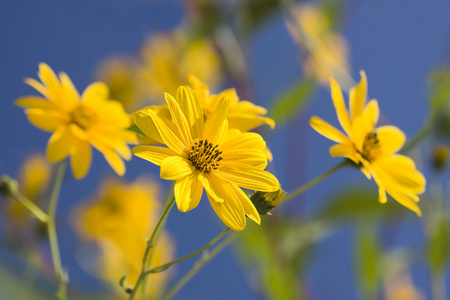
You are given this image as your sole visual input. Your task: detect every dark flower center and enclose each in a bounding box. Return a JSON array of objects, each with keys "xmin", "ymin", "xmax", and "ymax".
[
  {"xmin": 70, "ymin": 105, "xmax": 98, "ymax": 129},
  {"xmin": 187, "ymin": 139, "xmax": 223, "ymax": 173},
  {"xmin": 361, "ymin": 131, "xmax": 381, "ymax": 162}
]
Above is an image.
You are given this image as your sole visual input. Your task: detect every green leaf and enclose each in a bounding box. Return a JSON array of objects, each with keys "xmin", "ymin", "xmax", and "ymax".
[
  {"xmin": 427, "ymin": 213, "xmax": 450, "ymax": 274},
  {"xmin": 269, "ymin": 77, "xmax": 316, "ymax": 127},
  {"xmin": 356, "ymin": 225, "xmax": 380, "ymax": 298},
  {"xmin": 429, "ymin": 67, "xmax": 450, "ymax": 116},
  {"xmin": 316, "ymin": 187, "xmax": 408, "ymax": 222}
]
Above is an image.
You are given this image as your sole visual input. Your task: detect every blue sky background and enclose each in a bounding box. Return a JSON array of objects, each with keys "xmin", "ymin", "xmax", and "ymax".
[{"xmin": 1, "ymin": 1, "xmax": 450, "ymax": 299}]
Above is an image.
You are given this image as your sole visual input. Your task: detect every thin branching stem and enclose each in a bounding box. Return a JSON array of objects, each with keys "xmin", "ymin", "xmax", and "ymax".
[
  {"xmin": 161, "ymin": 232, "xmax": 238, "ymax": 300},
  {"xmin": 283, "ymin": 160, "xmax": 349, "ymax": 203}
]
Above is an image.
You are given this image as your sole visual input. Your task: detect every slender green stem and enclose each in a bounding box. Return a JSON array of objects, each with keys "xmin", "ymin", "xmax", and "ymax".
[
  {"xmin": 141, "ymin": 182, "xmax": 174, "ymax": 300},
  {"xmin": 9, "ymin": 189, "xmax": 48, "ymax": 223},
  {"xmin": 47, "ymin": 161, "xmax": 67, "ymax": 300},
  {"xmin": 144, "ymin": 228, "xmax": 231, "ymax": 276},
  {"xmin": 129, "ymin": 196, "xmax": 176, "ymax": 300},
  {"xmin": 400, "ymin": 121, "xmax": 432, "ymax": 155},
  {"xmin": 161, "ymin": 232, "xmax": 238, "ymax": 300},
  {"xmin": 283, "ymin": 160, "xmax": 349, "ymax": 203}
]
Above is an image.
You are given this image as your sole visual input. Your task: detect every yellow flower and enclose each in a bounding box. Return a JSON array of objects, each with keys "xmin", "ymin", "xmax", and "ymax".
[
  {"xmin": 133, "ymin": 86, "xmax": 280, "ymax": 231},
  {"xmin": 287, "ymin": 4, "xmax": 350, "ymax": 85},
  {"xmin": 73, "ymin": 177, "xmax": 174, "ymax": 299},
  {"xmin": 3, "ymin": 154, "xmax": 51, "ymax": 232},
  {"xmin": 188, "ymin": 75, "xmax": 275, "ymax": 132},
  {"xmin": 96, "ymin": 29, "xmax": 222, "ymax": 112},
  {"xmin": 310, "ymin": 71, "xmax": 426, "ymax": 215},
  {"xmin": 16, "ymin": 63, "xmax": 136, "ymax": 179}
]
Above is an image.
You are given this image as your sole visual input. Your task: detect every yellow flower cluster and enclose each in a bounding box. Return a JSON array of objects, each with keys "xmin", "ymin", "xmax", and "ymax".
[
  {"xmin": 73, "ymin": 177, "xmax": 174, "ymax": 298},
  {"xmin": 96, "ymin": 29, "xmax": 223, "ymax": 112}
]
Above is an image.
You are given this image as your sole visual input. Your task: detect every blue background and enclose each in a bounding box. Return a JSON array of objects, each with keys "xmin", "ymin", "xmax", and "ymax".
[{"xmin": 1, "ymin": 0, "xmax": 450, "ymax": 299}]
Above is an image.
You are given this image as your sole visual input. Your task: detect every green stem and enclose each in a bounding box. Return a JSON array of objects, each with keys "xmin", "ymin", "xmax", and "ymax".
[
  {"xmin": 283, "ymin": 160, "xmax": 349, "ymax": 203},
  {"xmin": 144, "ymin": 228, "xmax": 231, "ymax": 276},
  {"xmin": 9, "ymin": 189, "xmax": 48, "ymax": 223},
  {"xmin": 400, "ymin": 120, "xmax": 432, "ymax": 155},
  {"xmin": 129, "ymin": 196, "xmax": 176, "ymax": 300},
  {"xmin": 47, "ymin": 161, "xmax": 67, "ymax": 300},
  {"xmin": 161, "ymin": 232, "xmax": 238, "ymax": 300},
  {"xmin": 141, "ymin": 182, "xmax": 174, "ymax": 300}
]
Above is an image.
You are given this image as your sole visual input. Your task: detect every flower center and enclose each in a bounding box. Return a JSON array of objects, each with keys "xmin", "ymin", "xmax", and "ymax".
[
  {"xmin": 187, "ymin": 139, "xmax": 223, "ymax": 173},
  {"xmin": 70, "ymin": 105, "xmax": 98, "ymax": 130},
  {"xmin": 361, "ymin": 131, "xmax": 381, "ymax": 162}
]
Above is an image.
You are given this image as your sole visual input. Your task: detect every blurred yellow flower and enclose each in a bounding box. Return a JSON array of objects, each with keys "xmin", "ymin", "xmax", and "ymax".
[
  {"xmin": 3, "ymin": 154, "xmax": 51, "ymax": 232},
  {"xmin": 16, "ymin": 63, "xmax": 136, "ymax": 179},
  {"xmin": 287, "ymin": 4, "xmax": 350, "ymax": 84},
  {"xmin": 385, "ymin": 273, "xmax": 424, "ymax": 300},
  {"xmin": 133, "ymin": 86, "xmax": 280, "ymax": 231},
  {"xmin": 97, "ymin": 29, "xmax": 222, "ymax": 112},
  {"xmin": 73, "ymin": 177, "xmax": 174, "ymax": 299},
  {"xmin": 310, "ymin": 71, "xmax": 426, "ymax": 215}
]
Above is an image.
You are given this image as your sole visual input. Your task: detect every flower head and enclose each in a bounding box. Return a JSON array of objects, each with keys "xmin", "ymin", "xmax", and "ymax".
[
  {"xmin": 310, "ymin": 71, "xmax": 426, "ymax": 215},
  {"xmin": 73, "ymin": 177, "xmax": 174, "ymax": 298},
  {"xmin": 133, "ymin": 86, "xmax": 280, "ymax": 231},
  {"xmin": 16, "ymin": 63, "xmax": 135, "ymax": 179},
  {"xmin": 96, "ymin": 29, "xmax": 223, "ymax": 112}
]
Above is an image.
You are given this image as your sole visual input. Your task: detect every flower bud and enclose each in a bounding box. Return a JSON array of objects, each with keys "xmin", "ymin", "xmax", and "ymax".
[
  {"xmin": 0, "ymin": 175, "xmax": 19, "ymax": 198},
  {"xmin": 250, "ymin": 188, "xmax": 287, "ymax": 215}
]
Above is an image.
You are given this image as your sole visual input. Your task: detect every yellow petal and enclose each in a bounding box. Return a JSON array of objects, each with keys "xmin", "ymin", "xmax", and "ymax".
[
  {"xmin": 27, "ymin": 109, "xmax": 67, "ymax": 132},
  {"xmin": 203, "ymin": 97, "xmax": 230, "ymax": 144},
  {"xmin": 227, "ymin": 183, "xmax": 261, "ymax": 225},
  {"xmin": 133, "ymin": 110, "xmax": 164, "ymax": 144},
  {"xmin": 373, "ymin": 155, "xmax": 426, "ymax": 194},
  {"xmin": 38, "ymin": 63, "xmax": 63, "ymax": 105},
  {"xmin": 176, "ymin": 86, "xmax": 204, "ymax": 139},
  {"xmin": 136, "ymin": 110, "xmax": 185, "ymax": 154},
  {"xmin": 203, "ymin": 175, "xmax": 246, "ymax": 231},
  {"xmin": 220, "ymin": 130, "xmax": 265, "ymax": 152},
  {"xmin": 71, "ymin": 140, "xmax": 92, "ymax": 180},
  {"xmin": 59, "ymin": 72, "xmax": 80, "ymax": 108},
  {"xmin": 81, "ymin": 82, "xmax": 109, "ymax": 105},
  {"xmin": 386, "ymin": 189, "xmax": 422, "ymax": 216},
  {"xmin": 349, "ymin": 70, "xmax": 367, "ymax": 121},
  {"xmin": 174, "ymin": 173, "xmax": 203, "ymax": 212},
  {"xmin": 362, "ymin": 99, "xmax": 379, "ymax": 131},
  {"xmin": 132, "ymin": 145, "xmax": 177, "ymax": 166},
  {"xmin": 160, "ymin": 156, "xmax": 193, "ymax": 180},
  {"xmin": 376, "ymin": 125, "xmax": 406, "ymax": 156},
  {"xmin": 227, "ymin": 115, "xmax": 275, "ymax": 132},
  {"xmin": 310, "ymin": 116, "xmax": 349, "ymax": 144},
  {"xmin": 46, "ymin": 126, "xmax": 74, "ymax": 163},
  {"xmin": 24, "ymin": 78, "xmax": 49, "ymax": 98},
  {"xmin": 216, "ymin": 167, "xmax": 279, "ymax": 192},
  {"xmin": 91, "ymin": 142, "xmax": 126, "ymax": 176},
  {"xmin": 330, "ymin": 77, "xmax": 352, "ymax": 135},
  {"xmin": 165, "ymin": 92, "xmax": 192, "ymax": 147},
  {"xmin": 329, "ymin": 143, "xmax": 358, "ymax": 162},
  {"xmin": 15, "ymin": 96, "xmax": 55, "ymax": 109},
  {"xmin": 222, "ymin": 150, "xmax": 268, "ymax": 169}
]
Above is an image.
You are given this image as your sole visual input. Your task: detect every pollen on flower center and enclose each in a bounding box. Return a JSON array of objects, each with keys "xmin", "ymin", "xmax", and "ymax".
[
  {"xmin": 187, "ymin": 139, "xmax": 223, "ymax": 173},
  {"xmin": 70, "ymin": 105, "xmax": 98, "ymax": 129},
  {"xmin": 361, "ymin": 131, "xmax": 381, "ymax": 162}
]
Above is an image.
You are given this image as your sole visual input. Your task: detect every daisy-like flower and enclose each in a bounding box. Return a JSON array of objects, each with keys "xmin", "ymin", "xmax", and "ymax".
[
  {"xmin": 310, "ymin": 71, "xmax": 426, "ymax": 215},
  {"xmin": 132, "ymin": 86, "xmax": 280, "ymax": 231},
  {"xmin": 16, "ymin": 63, "xmax": 135, "ymax": 179}
]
